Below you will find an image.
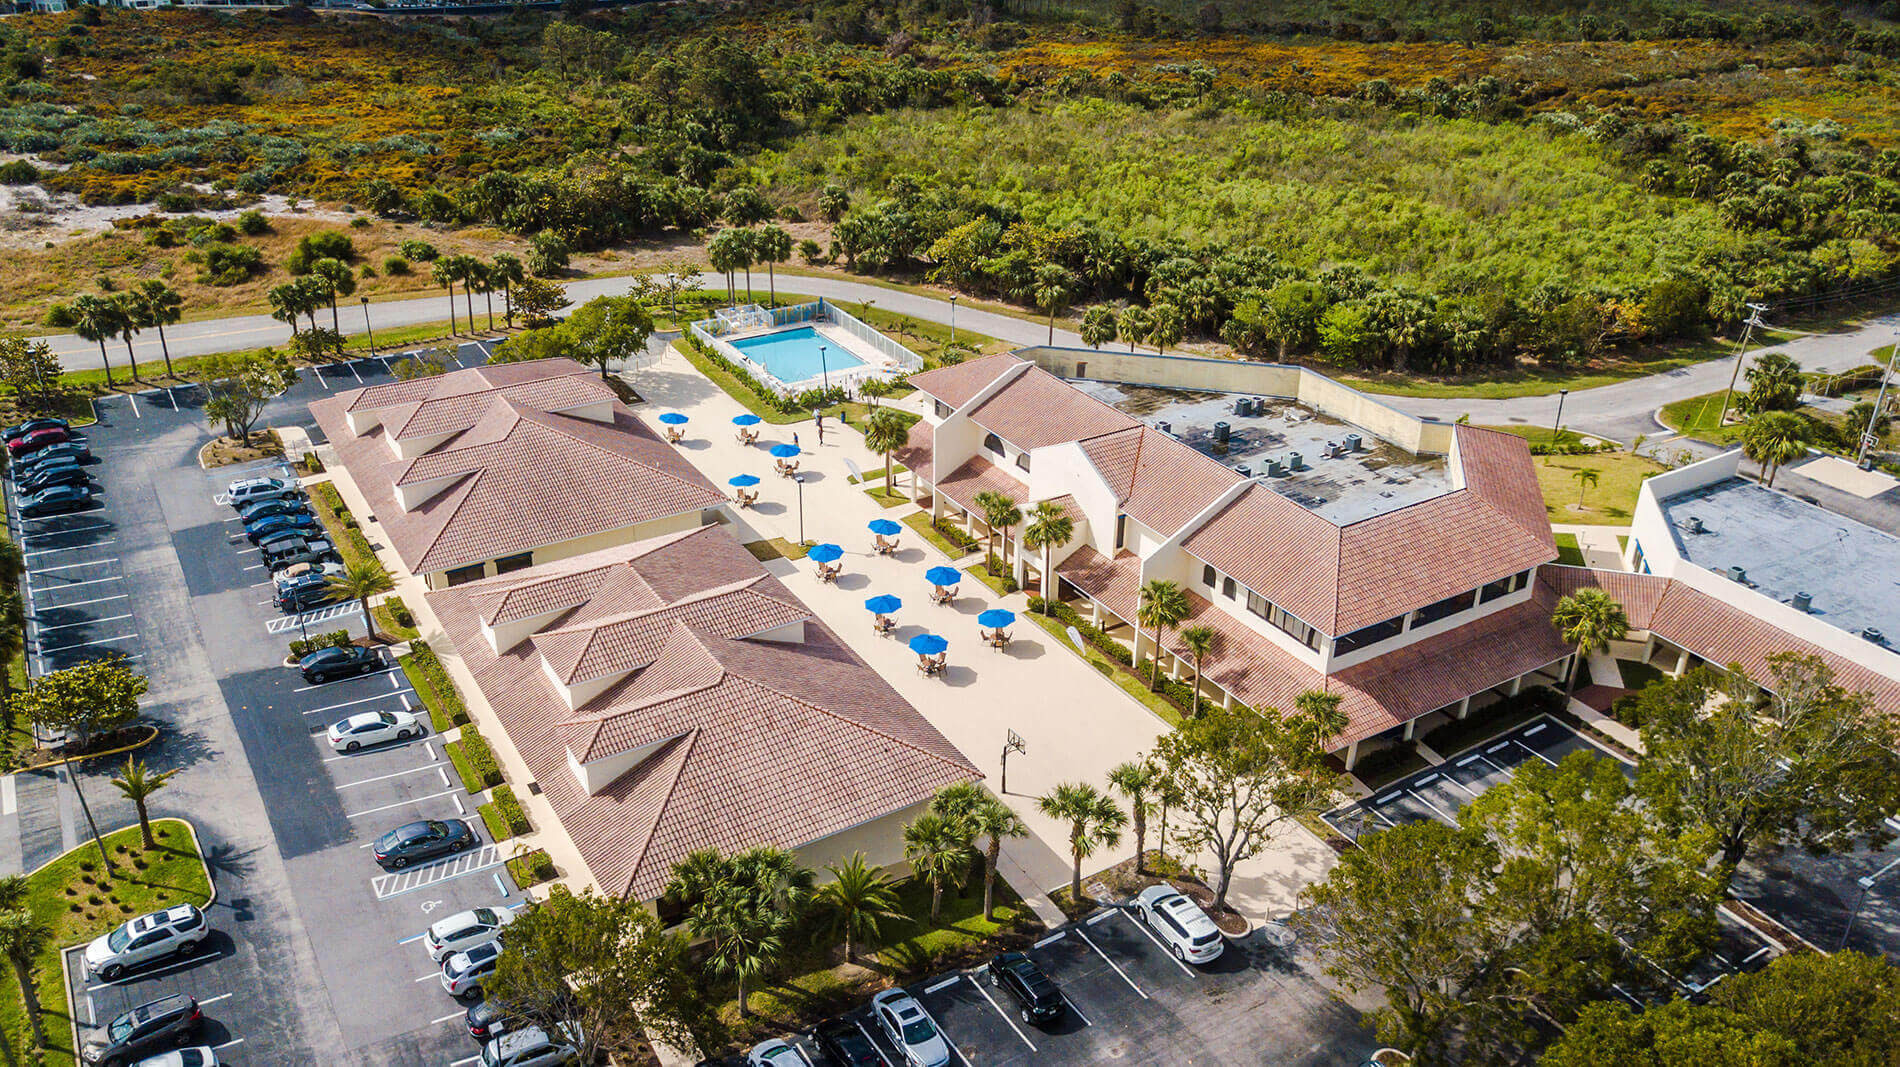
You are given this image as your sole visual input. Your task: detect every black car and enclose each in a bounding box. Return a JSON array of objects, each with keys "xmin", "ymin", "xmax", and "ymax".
[
  {"xmin": 246, "ymin": 514, "xmax": 322, "ymax": 544},
  {"xmin": 810, "ymin": 1018, "xmax": 885, "ymax": 1067},
  {"xmin": 298, "ymin": 644, "xmax": 380, "ymax": 683},
  {"xmin": 277, "ymin": 576, "xmax": 337, "ymax": 613},
  {"xmin": 17, "ymin": 441, "xmax": 91, "ymax": 472},
  {"xmin": 373, "ymin": 818, "xmax": 477, "ymax": 870},
  {"xmin": 81, "ymin": 992, "xmax": 201, "ymax": 1066},
  {"xmin": 3, "ymin": 417, "xmax": 66, "ymax": 443},
  {"xmin": 466, "ymin": 991, "xmax": 580, "ymax": 1044},
  {"xmin": 20, "ymin": 484, "xmax": 94, "ymax": 518},
  {"xmin": 989, "ymin": 951, "xmax": 1064, "ymax": 1025},
  {"xmin": 19, "ymin": 464, "xmax": 89, "ymax": 494},
  {"xmin": 238, "ymin": 498, "xmax": 312, "ymax": 524}
]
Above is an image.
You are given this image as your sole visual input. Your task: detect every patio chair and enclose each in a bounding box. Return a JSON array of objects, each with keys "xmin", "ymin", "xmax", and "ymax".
[
  {"xmin": 873, "ymin": 615, "xmax": 896, "ymax": 636},
  {"xmin": 665, "ymin": 426, "xmax": 685, "ymax": 444},
  {"xmin": 735, "ymin": 489, "xmax": 759, "ymax": 509},
  {"xmin": 989, "ymin": 629, "xmax": 1011, "ymax": 650}
]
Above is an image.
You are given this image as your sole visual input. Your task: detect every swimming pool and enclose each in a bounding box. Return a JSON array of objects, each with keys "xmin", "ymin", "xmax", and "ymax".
[{"xmin": 728, "ymin": 326, "xmax": 866, "ymax": 387}]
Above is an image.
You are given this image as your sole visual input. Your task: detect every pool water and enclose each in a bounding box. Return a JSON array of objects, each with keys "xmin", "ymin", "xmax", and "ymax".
[{"xmin": 728, "ymin": 326, "xmax": 866, "ymax": 385}]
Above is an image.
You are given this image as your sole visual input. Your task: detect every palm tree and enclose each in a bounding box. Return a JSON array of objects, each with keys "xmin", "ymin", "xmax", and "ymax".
[
  {"xmin": 1022, "ymin": 500, "xmax": 1075, "ymax": 613},
  {"xmin": 471, "ymin": 262, "xmax": 497, "ymax": 330},
  {"xmin": 707, "ymin": 230, "xmax": 745, "ymax": 305},
  {"xmin": 109, "ymin": 292, "xmax": 145, "ymax": 382},
  {"xmin": 1551, "ymin": 588, "xmax": 1630, "ymax": 708},
  {"xmin": 1136, "ymin": 579, "xmax": 1189, "ymax": 690},
  {"xmin": 1118, "ymin": 305, "xmax": 1152, "ymax": 354},
  {"xmin": 327, "ymin": 560, "xmax": 396, "ymax": 641},
  {"xmin": 491, "ymin": 253, "xmax": 525, "ymax": 327},
  {"xmin": 972, "ymin": 489, "xmax": 1022, "ymax": 577},
  {"xmin": 68, "ymin": 294, "xmax": 125, "ymax": 387},
  {"xmin": 863, "ymin": 408, "xmax": 910, "ymax": 496},
  {"xmin": 110, "ymin": 755, "xmax": 177, "ymax": 849},
  {"xmin": 1177, "ymin": 624, "xmax": 1216, "ymax": 716},
  {"xmin": 1107, "ymin": 760, "xmax": 1157, "ymax": 873},
  {"xmin": 449, "ymin": 254, "xmax": 482, "ymax": 329},
  {"xmin": 1080, "ymin": 306, "xmax": 1117, "ymax": 349},
  {"xmin": 968, "ymin": 796, "xmax": 1026, "ymax": 921},
  {"xmin": 756, "ymin": 225, "xmax": 792, "ymax": 305},
  {"xmin": 267, "ymin": 282, "xmax": 308, "ymax": 338},
  {"xmin": 310, "ymin": 258, "xmax": 356, "ymax": 340},
  {"xmin": 1148, "ymin": 302, "xmax": 1184, "ymax": 356},
  {"xmin": 1038, "ymin": 782, "xmax": 1127, "ymax": 907},
  {"xmin": 690, "ymin": 892, "xmax": 786, "ymax": 1020},
  {"xmin": 904, "ymin": 812, "xmax": 971, "ymax": 923},
  {"xmin": 129, "ymin": 280, "xmax": 184, "ymax": 380},
  {"xmin": 1742, "ymin": 411, "xmax": 1810, "ymax": 488},
  {"xmin": 1033, "ymin": 263, "xmax": 1076, "ymax": 345},
  {"xmin": 1571, "ymin": 466, "xmax": 1601, "ymax": 509},
  {"xmin": 814, "ymin": 852, "xmax": 902, "ymax": 964},
  {"xmin": 669, "ymin": 845, "xmax": 810, "ymax": 1018},
  {"xmin": 0, "ymin": 910, "xmax": 49, "ymax": 1050},
  {"xmin": 431, "ymin": 258, "xmax": 460, "ymax": 335}
]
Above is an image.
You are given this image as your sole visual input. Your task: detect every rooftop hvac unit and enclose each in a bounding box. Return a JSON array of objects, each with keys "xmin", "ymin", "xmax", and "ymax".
[
  {"xmin": 1687, "ymin": 516, "xmax": 1706, "ymax": 534},
  {"xmin": 1865, "ymin": 627, "xmax": 1887, "ymax": 645},
  {"xmin": 1326, "ymin": 440, "xmax": 1343, "ymax": 458},
  {"xmin": 1725, "ymin": 565, "xmax": 1748, "ymax": 583},
  {"xmin": 1267, "ymin": 459, "xmax": 1286, "ymax": 477},
  {"xmin": 1345, "ymin": 433, "xmax": 1362, "ymax": 452},
  {"xmin": 1792, "ymin": 591, "xmax": 1813, "ymax": 613},
  {"xmin": 1156, "ymin": 421, "xmax": 1171, "ymax": 435},
  {"xmin": 1234, "ymin": 397, "xmax": 1252, "ymax": 416},
  {"xmin": 1235, "ymin": 465, "xmax": 1251, "ymax": 478},
  {"xmin": 1289, "ymin": 451, "xmax": 1306, "ymax": 471},
  {"xmin": 1214, "ymin": 421, "xmax": 1231, "ymax": 444},
  {"xmin": 1251, "ymin": 397, "xmax": 1266, "ymax": 414}
]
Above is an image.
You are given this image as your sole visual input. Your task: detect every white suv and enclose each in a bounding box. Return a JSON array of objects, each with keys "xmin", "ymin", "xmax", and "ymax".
[
  {"xmin": 226, "ymin": 477, "xmax": 299, "ymax": 507},
  {"xmin": 425, "ymin": 906, "xmax": 517, "ymax": 962},
  {"xmin": 83, "ymin": 904, "xmax": 211, "ymax": 981},
  {"xmin": 1133, "ymin": 885, "xmax": 1225, "ymax": 965},
  {"xmin": 871, "ymin": 989, "xmax": 950, "ymax": 1067},
  {"xmin": 481, "ymin": 1023, "xmax": 582, "ymax": 1067}
]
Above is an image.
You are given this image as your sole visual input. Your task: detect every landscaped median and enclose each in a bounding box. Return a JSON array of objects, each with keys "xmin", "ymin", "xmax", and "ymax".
[
  {"xmin": 900, "ymin": 512, "xmax": 978, "ymax": 560},
  {"xmin": 304, "ymin": 481, "xmax": 379, "ymax": 571},
  {"xmin": 398, "ymin": 641, "xmax": 469, "ymax": 732},
  {"xmin": 1, "ymin": 819, "xmax": 212, "ymax": 1065}
]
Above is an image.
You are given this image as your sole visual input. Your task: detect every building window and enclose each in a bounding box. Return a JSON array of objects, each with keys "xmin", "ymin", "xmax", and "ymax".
[
  {"xmin": 1242, "ymin": 588, "xmax": 1320, "ymax": 650},
  {"xmin": 1115, "ymin": 514, "xmax": 1127, "ymax": 549},
  {"xmin": 495, "ymin": 551, "xmax": 535, "ymax": 575},
  {"xmin": 1413, "ymin": 589, "xmax": 1477, "ymax": 627},
  {"xmin": 1246, "ymin": 589, "xmax": 1270, "ymax": 619},
  {"xmin": 1631, "ymin": 542, "xmax": 1648, "ymax": 574},
  {"xmin": 444, "ymin": 563, "xmax": 486, "ymax": 587},
  {"xmin": 1334, "ymin": 615, "xmax": 1406, "ymax": 655},
  {"xmin": 1201, "ymin": 564, "xmax": 1217, "ymax": 588},
  {"xmin": 1478, "ymin": 569, "xmax": 1532, "ymax": 603},
  {"xmin": 1015, "ymin": 451, "xmax": 1031, "ymax": 473},
  {"xmin": 1222, "ymin": 576, "xmax": 1236, "ymax": 599},
  {"xmin": 983, "ymin": 432, "xmax": 1005, "ymax": 457},
  {"xmin": 934, "ymin": 400, "xmax": 952, "ymax": 419}
]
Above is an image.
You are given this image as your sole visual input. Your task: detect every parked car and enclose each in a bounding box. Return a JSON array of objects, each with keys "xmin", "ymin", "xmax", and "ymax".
[
  {"xmin": 466, "ymin": 992, "xmax": 579, "ymax": 1044},
  {"xmin": 272, "ymin": 559, "xmax": 345, "ymax": 586},
  {"xmin": 747, "ymin": 1038, "xmax": 812, "ymax": 1067},
  {"xmin": 4, "ymin": 417, "xmax": 67, "ymax": 443},
  {"xmin": 298, "ymin": 644, "xmax": 380, "ymax": 684},
  {"xmin": 17, "ymin": 440, "xmax": 91, "ymax": 471},
  {"xmin": 809, "ymin": 1020, "xmax": 883, "ymax": 1067},
  {"xmin": 426, "ymin": 905, "xmax": 517, "ymax": 962},
  {"xmin": 255, "ymin": 526, "xmax": 323, "ymax": 553},
  {"xmin": 132, "ymin": 1049, "xmax": 218, "ymax": 1067},
  {"xmin": 226, "ymin": 476, "xmax": 299, "ymax": 506},
  {"xmin": 19, "ymin": 464, "xmax": 89, "ymax": 494},
  {"xmin": 327, "ymin": 709, "xmax": 422, "ymax": 753},
  {"xmin": 21, "ymin": 484, "xmax": 95, "ymax": 517},
  {"xmin": 83, "ymin": 905, "xmax": 210, "ymax": 982},
  {"xmin": 871, "ymin": 990, "xmax": 950, "ymax": 1067},
  {"xmin": 442, "ymin": 940, "xmax": 503, "ymax": 998},
  {"xmin": 275, "ymin": 575, "xmax": 336, "ymax": 613},
  {"xmin": 260, "ymin": 537, "xmax": 335, "ymax": 569},
  {"xmin": 374, "ymin": 818, "xmax": 477, "ymax": 870},
  {"xmin": 1133, "ymin": 885, "xmax": 1225, "ymax": 965},
  {"xmin": 245, "ymin": 514, "xmax": 322, "ymax": 544},
  {"xmin": 9, "ymin": 426, "xmax": 71, "ymax": 456},
  {"xmin": 81, "ymin": 993, "xmax": 201, "ymax": 1067},
  {"xmin": 237, "ymin": 498, "xmax": 311, "ymax": 524},
  {"xmin": 988, "ymin": 951, "xmax": 1064, "ymax": 1025},
  {"xmin": 481, "ymin": 1023, "xmax": 582, "ymax": 1067}
]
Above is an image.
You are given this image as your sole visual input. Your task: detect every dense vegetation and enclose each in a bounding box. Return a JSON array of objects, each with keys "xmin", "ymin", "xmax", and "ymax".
[{"xmin": 2, "ymin": 0, "xmax": 1899, "ymax": 377}]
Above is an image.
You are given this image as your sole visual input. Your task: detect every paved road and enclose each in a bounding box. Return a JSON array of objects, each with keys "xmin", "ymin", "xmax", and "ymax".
[{"xmin": 27, "ymin": 272, "xmax": 1900, "ymax": 443}]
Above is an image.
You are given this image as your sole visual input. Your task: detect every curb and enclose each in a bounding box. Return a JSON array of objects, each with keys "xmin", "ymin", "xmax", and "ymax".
[{"xmin": 23, "ymin": 723, "xmax": 161, "ymax": 771}]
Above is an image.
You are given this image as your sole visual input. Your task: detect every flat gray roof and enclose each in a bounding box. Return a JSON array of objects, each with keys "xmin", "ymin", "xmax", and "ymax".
[
  {"xmin": 1071, "ymin": 381, "xmax": 1451, "ymax": 525},
  {"xmin": 1659, "ymin": 476, "xmax": 1900, "ymax": 644}
]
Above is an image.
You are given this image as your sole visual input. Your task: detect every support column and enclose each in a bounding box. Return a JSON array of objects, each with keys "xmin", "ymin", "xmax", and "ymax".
[
  {"xmin": 1343, "ymin": 740, "xmax": 1361, "ymax": 771},
  {"xmin": 1642, "ymin": 633, "xmax": 1657, "ymax": 663},
  {"xmin": 1402, "ymin": 718, "xmax": 1417, "ymax": 741},
  {"xmin": 1509, "ymin": 675, "xmax": 1523, "ymax": 696},
  {"xmin": 931, "ymin": 490, "xmax": 945, "ymax": 523},
  {"xmin": 1674, "ymin": 647, "xmax": 1691, "ymax": 676},
  {"xmin": 1455, "ymin": 695, "xmax": 1472, "ymax": 720},
  {"xmin": 1221, "ymin": 687, "xmax": 1234, "ymax": 710},
  {"xmin": 1090, "ymin": 601, "xmax": 1104, "ymax": 627},
  {"xmin": 1012, "ymin": 537, "xmax": 1028, "ymax": 589}
]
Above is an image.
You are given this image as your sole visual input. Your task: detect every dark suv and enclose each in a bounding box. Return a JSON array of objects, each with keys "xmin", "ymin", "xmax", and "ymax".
[
  {"xmin": 989, "ymin": 951, "xmax": 1064, "ymax": 1025},
  {"xmin": 810, "ymin": 1019, "xmax": 884, "ymax": 1066},
  {"xmin": 82, "ymin": 992, "xmax": 201, "ymax": 1066}
]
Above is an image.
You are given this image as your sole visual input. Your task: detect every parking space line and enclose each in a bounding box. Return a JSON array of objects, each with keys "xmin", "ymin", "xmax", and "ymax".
[
  {"xmin": 1033, "ymin": 930, "xmax": 1066, "ymax": 949},
  {"xmin": 343, "ymin": 787, "xmax": 458, "ymax": 819},
  {"xmin": 430, "ymin": 1010, "xmax": 464, "ymax": 1024},
  {"xmin": 39, "ymin": 633, "xmax": 137, "ymax": 652},
  {"xmin": 128, "ymin": 394, "xmax": 140, "ymax": 418},
  {"xmin": 35, "ymin": 613, "xmax": 133, "ymax": 633},
  {"xmin": 1061, "ymin": 992, "xmax": 1091, "ymax": 1026},
  {"xmin": 336, "ymin": 763, "xmax": 445, "ymax": 789},
  {"xmin": 26, "ymin": 540, "xmax": 116, "ymax": 557},
  {"xmin": 303, "ymin": 691, "xmax": 413, "ymax": 717},
  {"xmin": 198, "ymin": 992, "xmax": 232, "ymax": 1006},
  {"xmin": 923, "ymin": 976, "xmax": 960, "ymax": 994},
  {"xmin": 34, "ymin": 575, "xmax": 123, "ymax": 591},
  {"xmin": 413, "ymin": 971, "xmax": 440, "ymax": 983},
  {"xmin": 36, "ymin": 593, "xmax": 128, "ymax": 610},
  {"xmin": 968, "ymin": 973, "xmax": 1037, "ymax": 1051},
  {"xmin": 1513, "ymin": 739, "xmax": 1561, "ymax": 767},
  {"xmin": 853, "ymin": 1022, "xmax": 892, "ymax": 1066},
  {"xmin": 1119, "ymin": 910, "xmax": 1198, "ymax": 978},
  {"xmin": 449, "ymin": 1057, "xmax": 479, "ymax": 1067},
  {"xmin": 1074, "ymin": 927, "xmax": 1147, "ymax": 998},
  {"xmin": 1404, "ymin": 786, "xmax": 1456, "ymax": 824},
  {"xmin": 213, "ymin": 1039, "xmax": 244, "ymax": 1051},
  {"xmin": 29, "ymin": 558, "xmax": 118, "ymax": 573},
  {"xmin": 22, "ymin": 523, "xmax": 110, "ymax": 540},
  {"xmin": 294, "ymin": 666, "xmax": 397, "ymax": 693},
  {"xmin": 371, "ymin": 845, "xmax": 506, "ymax": 899}
]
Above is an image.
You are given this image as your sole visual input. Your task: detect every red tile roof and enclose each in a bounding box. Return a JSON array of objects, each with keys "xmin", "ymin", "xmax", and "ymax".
[
  {"xmin": 935, "ymin": 455, "xmax": 1030, "ymax": 518},
  {"xmin": 892, "ymin": 421, "xmax": 934, "ymax": 485},
  {"xmin": 966, "ymin": 365, "xmax": 1134, "ymax": 451},
  {"xmin": 427, "ymin": 525, "xmax": 979, "ymax": 901},
  {"xmin": 311, "ymin": 359, "xmax": 725, "ymax": 575},
  {"xmin": 907, "ymin": 353, "xmax": 1024, "ymax": 409},
  {"xmin": 1054, "ymin": 546, "xmax": 1144, "ymax": 620},
  {"xmin": 1079, "ymin": 426, "xmax": 1245, "ymax": 538},
  {"xmin": 1180, "ymin": 485, "xmax": 1343, "ymax": 630}
]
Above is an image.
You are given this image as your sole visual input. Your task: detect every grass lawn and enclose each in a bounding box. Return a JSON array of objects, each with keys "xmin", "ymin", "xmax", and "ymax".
[
  {"xmin": 1337, "ymin": 330, "xmax": 1795, "ymax": 401},
  {"xmin": 863, "ymin": 485, "xmax": 909, "ymax": 508},
  {"xmin": 399, "ymin": 646, "xmax": 470, "ymax": 732},
  {"xmin": 0, "ymin": 819, "xmax": 211, "ymax": 1065},
  {"xmin": 847, "ymin": 464, "xmax": 908, "ymax": 485},
  {"xmin": 900, "ymin": 513, "xmax": 977, "ymax": 559},
  {"xmin": 1021, "ymin": 609, "xmax": 1183, "ymax": 728},
  {"xmin": 963, "ymin": 559, "xmax": 1016, "ymax": 597},
  {"xmin": 1554, "ymin": 533, "xmax": 1586, "ymax": 566},
  {"xmin": 1473, "ymin": 424, "xmax": 1595, "ymax": 448},
  {"xmin": 1532, "ymin": 451, "xmax": 1662, "ymax": 525},
  {"xmin": 372, "ymin": 599, "xmax": 420, "ymax": 643},
  {"xmin": 743, "ymin": 537, "xmax": 810, "ymax": 562},
  {"xmin": 1658, "ymin": 390, "xmax": 1749, "ymax": 444}
]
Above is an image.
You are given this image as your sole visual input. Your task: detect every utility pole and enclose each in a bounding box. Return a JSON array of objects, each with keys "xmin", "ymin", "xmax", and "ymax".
[
  {"xmin": 1855, "ymin": 326, "xmax": 1899, "ymax": 469},
  {"xmin": 1715, "ymin": 303, "xmax": 1770, "ymax": 430}
]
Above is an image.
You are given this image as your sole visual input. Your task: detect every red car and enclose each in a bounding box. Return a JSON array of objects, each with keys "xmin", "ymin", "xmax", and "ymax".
[{"xmin": 8, "ymin": 427, "xmax": 69, "ymax": 456}]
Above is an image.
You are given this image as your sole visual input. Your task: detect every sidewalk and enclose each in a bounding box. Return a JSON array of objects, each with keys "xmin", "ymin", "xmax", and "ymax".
[
  {"xmin": 1552, "ymin": 522, "xmax": 1631, "ymax": 570},
  {"xmin": 630, "ymin": 348, "xmax": 1338, "ymax": 923}
]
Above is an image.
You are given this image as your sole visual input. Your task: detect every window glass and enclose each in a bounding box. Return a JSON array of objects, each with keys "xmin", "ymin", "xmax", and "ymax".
[
  {"xmin": 1222, "ymin": 576, "xmax": 1236, "ymax": 599},
  {"xmin": 495, "ymin": 551, "xmax": 534, "ymax": 575},
  {"xmin": 1414, "ymin": 589, "xmax": 1476, "ymax": 626},
  {"xmin": 1201, "ymin": 564, "xmax": 1216, "ymax": 587},
  {"xmin": 1015, "ymin": 451, "xmax": 1030, "ymax": 472},
  {"xmin": 1335, "ymin": 615, "xmax": 1406, "ymax": 655},
  {"xmin": 983, "ymin": 432, "xmax": 1004, "ymax": 456},
  {"xmin": 933, "ymin": 400, "xmax": 952, "ymax": 419},
  {"xmin": 445, "ymin": 563, "xmax": 486, "ymax": 587}
]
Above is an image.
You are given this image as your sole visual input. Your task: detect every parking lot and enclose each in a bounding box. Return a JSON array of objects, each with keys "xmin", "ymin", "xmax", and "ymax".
[{"xmin": 717, "ymin": 903, "xmax": 1372, "ymax": 1067}]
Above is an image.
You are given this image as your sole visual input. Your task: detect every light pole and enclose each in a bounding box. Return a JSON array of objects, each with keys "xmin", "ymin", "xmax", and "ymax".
[
  {"xmin": 360, "ymin": 296, "xmax": 377, "ymax": 360},
  {"xmin": 949, "ymin": 294, "xmax": 959, "ymax": 345},
  {"xmin": 818, "ymin": 345, "xmax": 830, "ymax": 395},
  {"xmin": 1855, "ymin": 326, "xmax": 1899, "ymax": 469},
  {"xmin": 1838, "ymin": 870, "xmax": 1886, "ymax": 950},
  {"xmin": 1715, "ymin": 303, "xmax": 1770, "ymax": 430},
  {"xmin": 1550, "ymin": 388, "xmax": 1569, "ymax": 444},
  {"xmin": 794, "ymin": 473, "xmax": 806, "ymax": 545},
  {"xmin": 1000, "ymin": 729, "xmax": 1026, "ymax": 795}
]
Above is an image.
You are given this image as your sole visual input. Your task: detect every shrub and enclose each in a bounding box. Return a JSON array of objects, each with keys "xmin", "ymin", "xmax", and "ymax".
[
  {"xmin": 301, "ymin": 452, "xmax": 323, "ymax": 474},
  {"xmin": 403, "ymin": 641, "xmax": 471, "ymax": 729},
  {"xmin": 397, "ymin": 239, "xmax": 437, "ymax": 262},
  {"xmin": 200, "ymin": 242, "xmax": 262, "ymax": 285},
  {"xmin": 382, "ymin": 255, "xmax": 411, "ymax": 276},
  {"xmin": 385, "ymin": 596, "xmax": 415, "ymax": 628},
  {"xmin": 349, "ymin": 216, "xmax": 370, "ymax": 229},
  {"xmin": 527, "ymin": 230, "xmax": 569, "ymax": 275},
  {"xmin": 450, "ymin": 727, "xmax": 504, "ymax": 791},
  {"xmin": 235, "ymin": 209, "xmax": 269, "ymax": 235},
  {"xmin": 0, "ymin": 159, "xmax": 41, "ymax": 185},
  {"xmin": 479, "ymin": 784, "xmax": 532, "ymax": 840},
  {"xmin": 507, "ymin": 850, "xmax": 556, "ymax": 888},
  {"xmin": 286, "ymin": 630, "xmax": 353, "ymax": 658},
  {"xmin": 285, "ymin": 230, "xmax": 356, "ymax": 274}
]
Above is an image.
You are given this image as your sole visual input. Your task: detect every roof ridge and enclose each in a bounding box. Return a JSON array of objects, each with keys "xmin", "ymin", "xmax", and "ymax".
[
  {"xmin": 537, "ymin": 574, "xmax": 776, "ymax": 640},
  {"xmin": 614, "ymin": 728, "xmax": 701, "ymax": 898},
  {"xmin": 726, "ymin": 666, "xmax": 980, "ymax": 777},
  {"xmin": 518, "ymin": 409, "xmax": 717, "ymax": 497},
  {"xmin": 405, "ymin": 470, "xmax": 484, "ymax": 564},
  {"xmin": 1451, "ymin": 424, "xmax": 1554, "ymax": 548}
]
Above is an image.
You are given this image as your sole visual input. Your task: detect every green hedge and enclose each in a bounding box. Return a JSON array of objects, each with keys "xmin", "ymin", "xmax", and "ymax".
[
  {"xmin": 1026, "ymin": 597, "xmax": 1200, "ymax": 715},
  {"xmin": 678, "ymin": 331, "xmax": 848, "ymax": 416},
  {"xmin": 478, "ymin": 784, "xmax": 532, "ymax": 841},
  {"xmin": 287, "ymin": 629, "xmax": 352, "ymax": 659},
  {"xmin": 448, "ymin": 727, "xmax": 503, "ymax": 792},
  {"xmin": 507, "ymin": 849, "xmax": 557, "ymax": 888},
  {"xmin": 308, "ymin": 481, "xmax": 378, "ymax": 571},
  {"xmin": 400, "ymin": 641, "xmax": 469, "ymax": 731}
]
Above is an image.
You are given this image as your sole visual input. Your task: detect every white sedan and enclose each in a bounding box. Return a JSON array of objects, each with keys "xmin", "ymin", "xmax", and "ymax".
[
  {"xmin": 326, "ymin": 709, "xmax": 423, "ymax": 752},
  {"xmin": 134, "ymin": 1049, "xmax": 219, "ymax": 1067},
  {"xmin": 747, "ymin": 1038, "xmax": 814, "ymax": 1067}
]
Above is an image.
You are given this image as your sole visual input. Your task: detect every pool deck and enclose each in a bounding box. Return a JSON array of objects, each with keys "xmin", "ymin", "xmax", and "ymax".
[{"xmin": 721, "ymin": 320, "xmax": 894, "ymax": 393}]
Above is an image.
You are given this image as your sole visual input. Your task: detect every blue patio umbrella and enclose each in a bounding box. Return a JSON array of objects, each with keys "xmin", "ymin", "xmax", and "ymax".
[
  {"xmin": 770, "ymin": 443, "xmax": 801, "ymax": 458},
  {"xmin": 978, "ymin": 609, "xmax": 1017, "ymax": 628},
  {"xmin": 807, "ymin": 543, "xmax": 844, "ymax": 564},
  {"xmin": 658, "ymin": 412, "xmax": 689, "ymax": 425},
  {"xmin": 728, "ymin": 474, "xmax": 761, "ymax": 487},
  {"xmin": 908, "ymin": 633, "xmax": 949, "ymax": 656},
  {"xmin": 867, "ymin": 519, "xmax": 902, "ymax": 536},
  {"xmin": 732, "ymin": 413, "xmax": 762, "ymax": 426},
  {"xmin": 925, "ymin": 566, "xmax": 962, "ymax": 587},
  {"xmin": 864, "ymin": 594, "xmax": 902, "ymax": 615}
]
